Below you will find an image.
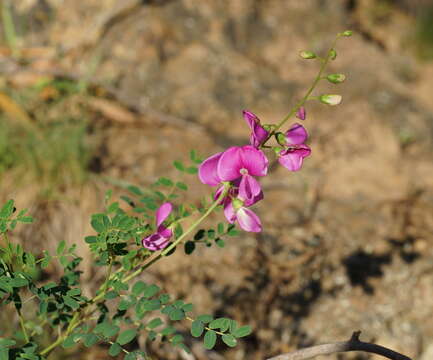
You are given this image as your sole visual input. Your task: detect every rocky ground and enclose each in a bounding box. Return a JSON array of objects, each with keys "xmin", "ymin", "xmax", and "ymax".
[{"xmin": 1, "ymin": 0, "xmax": 433, "ymax": 359}]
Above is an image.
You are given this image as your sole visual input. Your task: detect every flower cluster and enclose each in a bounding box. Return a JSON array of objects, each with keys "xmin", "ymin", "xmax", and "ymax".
[
  {"xmin": 143, "ymin": 109, "xmax": 311, "ymax": 249},
  {"xmin": 198, "ymin": 110, "xmax": 310, "ymax": 233},
  {"xmin": 199, "ymin": 145, "xmax": 268, "ymax": 232}
]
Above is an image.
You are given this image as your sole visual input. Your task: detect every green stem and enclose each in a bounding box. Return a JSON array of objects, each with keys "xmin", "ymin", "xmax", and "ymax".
[
  {"xmin": 269, "ymin": 35, "xmax": 341, "ymax": 137},
  {"xmin": 39, "ymin": 183, "xmax": 231, "ymax": 356},
  {"xmin": 102, "ymin": 260, "xmax": 113, "ymax": 292},
  {"xmin": 123, "ymin": 181, "xmax": 230, "ymax": 283},
  {"xmin": 185, "ymin": 316, "xmax": 226, "ymax": 336},
  {"xmin": 18, "ymin": 311, "xmax": 29, "ymax": 343}
]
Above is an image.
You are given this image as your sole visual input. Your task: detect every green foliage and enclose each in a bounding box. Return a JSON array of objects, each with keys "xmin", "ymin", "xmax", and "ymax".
[
  {"xmin": 172, "ymin": 149, "xmax": 203, "ymax": 175},
  {"xmin": 0, "ymin": 189, "xmax": 252, "ymax": 358},
  {"xmin": 185, "ymin": 223, "xmax": 240, "ymax": 254}
]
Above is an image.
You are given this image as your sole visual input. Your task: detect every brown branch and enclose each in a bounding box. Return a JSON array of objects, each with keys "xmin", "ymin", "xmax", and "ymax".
[{"xmin": 267, "ymin": 331, "xmax": 412, "ymax": 360}]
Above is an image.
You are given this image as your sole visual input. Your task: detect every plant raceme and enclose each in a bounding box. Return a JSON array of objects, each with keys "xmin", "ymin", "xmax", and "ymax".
[{"xmin": 0, "ymin": 31, "xmax": 351, "ymax": 360}]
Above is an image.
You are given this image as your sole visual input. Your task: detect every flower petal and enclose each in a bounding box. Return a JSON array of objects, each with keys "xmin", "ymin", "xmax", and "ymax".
[
  {"xmin": 252, "ymin": 124, "xmax": 269, "ymax": 147},
  {"xmin": 142, "ymin": 232, "xmax": 171, "ymax": 251},
  {"xmin": 278, "ymin": 145, "xmax": 311, "ymax": 171},
  {"xmin": 243, "ymin": 110, "xmax": 258, "ymax": 130},
  {"xmin": 285, "ymin": 123, "xmax": 308, "ymax": 145},
  {"xmin": 236, "ymin": 207, "xmax": 262, "ymax": 232},
  {"xmin": 218, "ymin": 147, "xmax": 243, "ymax": 181},
  {"xmin": 223, "ymin": 201, "xmax": 236, "ymax": 224},
  {"xmin": 244, "ymin": 189, "xmax": 263, "ymax": 207},
  {"xmin": 158, "ymin": 226, "xmax": 173, "ymax": 239},
  {"xmin": 156, "ymin": 202, "xmax": 173, "ymax": 228},
  {"xmin": 243, "ymin": 111, "xmax": 269, "ymax": 148},
  {"xmin": 198, "ymin": 151, "xmax": 224, "ymax": 186},
  {"xmin": 239, "ymin": 145, "xmax": 268, "ymax": 177},
  {"xmin": 239, "ymin": 174, "xmax": 262, "ymax": 203}
]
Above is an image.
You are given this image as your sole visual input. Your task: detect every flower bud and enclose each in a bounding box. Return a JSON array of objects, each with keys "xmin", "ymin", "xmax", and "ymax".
[
  {"xmin": 319, "ymin": 94, "xmax": 342, "ymax": 106},
  {"xmin": 275, "ymin": 132, "xmax": 286, "ymax": 146},
  {"xmin": 299, "ymin": 51, "xmax": 316, "ymax": 59},
  {"xmin": 326, "ymin": 73, "xmax": 346, "ymax": 84},
  {"xmin": 296, "ymin": 106, "xmax": 306, "ymax": 120},
  {"xmin": 341, "ymin": 30, "xmax": 353, "ymax": 37},
  {"xmin": 329, "ymin": 49, "xmax": 337, "ymax": 60}
]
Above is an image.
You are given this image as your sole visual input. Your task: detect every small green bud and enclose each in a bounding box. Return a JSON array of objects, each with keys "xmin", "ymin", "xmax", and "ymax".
[
  {"xmin": 319, "ymin": 94, "xmax": 342, "ymax": 106},
  {"xmin": 299, "ymin": 51, "xmax": 316, "ymax": 59},
  {"xmin": 329, "ymin": 49, "xmax": 337, "ymax": 60},
  {"xmin": 341, "ymin": 30, "xmax": 353, "ymax": 37},
  {"xmin": 275, "ymin": 132, "xmax": 286, "ymax": 146},
  {"xmin": 326, "ymin": 73, "xmax": 346, "ymax": 84}
]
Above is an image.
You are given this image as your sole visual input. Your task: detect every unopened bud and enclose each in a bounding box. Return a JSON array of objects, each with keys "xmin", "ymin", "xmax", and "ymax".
[
  {"xmin": 319, "ymin": 94, "xmax": 342, "ymax": 106},
  {"xmin": 329, "ymin": 49, "xmax": 337, "ymax": 60},
  {"xmin": 326, "ymin": 73, "xmax": 346, "ymax": 84},
  {"xmin": 296, "ymin": 106, "xmax": 306, "ymax": 120},
  {"xmin": 341, "ymin": 30, "xmax": 353, "ymax": 37},
  {"xmin": 275, "ymin": 132, "xmax": 286, "ymax": 146},
  {"xmin": 299, "ymin": 51, "xmax": 316, "ymax": 59}
]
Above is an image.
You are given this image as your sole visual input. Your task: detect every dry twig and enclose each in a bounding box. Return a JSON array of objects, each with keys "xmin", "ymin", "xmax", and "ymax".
[{"xmin": 267, "ymin": 331, "xmax": 412, "ymax": 360}]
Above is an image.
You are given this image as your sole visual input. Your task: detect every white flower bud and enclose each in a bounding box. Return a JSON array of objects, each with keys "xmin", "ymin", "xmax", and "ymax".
[
  {"xmin": 299, "ymin": 51, "xmax": 316, "ymax": 59},
  {"xmin": 326, "ymin": 73, "xmax": 346, "ymax": 84},
  {"xmin": 319, "ymin": 94, "xmax": 342, "ymax": 106}
]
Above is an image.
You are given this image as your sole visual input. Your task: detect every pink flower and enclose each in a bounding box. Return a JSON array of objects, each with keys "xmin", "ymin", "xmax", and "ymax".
[
  {"xmin": 278, "ymin": 123, "xmax": 311, "ymax": 171},
  {"xmin": 223, "ymin": 199, "xmax": 262, "ymax": 233},
  {"xmin": 296, "ymin": 106, "xmax": 306, "ymax": 120},
  {"xmin": 142, "ymin": 202, "xmax": 173, "ymax": 251},
  {"xmin": 243, "ymin": 110, "xmax": 269, "ymax": 148},
  {"xmin": 199, "ymin": 145, "xmax": 267, "ymax": 233},
  {"xmin": 199, "ymin": 145, "xmax": 268, "ymax": 205}
]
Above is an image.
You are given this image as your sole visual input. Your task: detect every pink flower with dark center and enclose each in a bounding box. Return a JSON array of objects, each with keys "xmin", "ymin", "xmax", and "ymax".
[
  {"xmin": 142, "ymin": 202, "xmax": 173, "ymax": 251},
  {"xmin": 278, "ymin": 123, "xmax": 311, "ymax": 171},
  {"xmin": 243, "ymin": 110, "xmax": 269, "ymax": 148}
]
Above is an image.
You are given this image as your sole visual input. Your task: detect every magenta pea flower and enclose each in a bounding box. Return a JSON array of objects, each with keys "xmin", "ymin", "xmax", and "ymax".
[
  {"xmin": 278, "ymin": 123, "xmax": 311, "ymax": 171},
  {"xmin": 199, "ymin": 145, "xmax": 268, "ymax": 205},
  {"xmin": 142, "ymin": 202, "xmax": 173, "ymax": 251},
  {"xmin": 223, "ymin": 199, "xmax": 262, "ymax": 233},
  {"xmin": 243, "ymin": 110, "xmax": 269, "ymax": 148}
]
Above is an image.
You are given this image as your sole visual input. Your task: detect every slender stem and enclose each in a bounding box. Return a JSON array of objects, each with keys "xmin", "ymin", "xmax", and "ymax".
[
  {"xmin": 122, "ymin": 182, "xmax": 230, "ymax": 283},
  {"xmin": 108, "ymin": 340, "xmax": 130, "ymax": 354},
  {"xmin": 18, "ymin": 311, "xmax": 29, "ymax": 343},
  {"xmin": 102, "ymin": 260, "xmax": 113, "ymax": 292},
  {"xmin": 267, "ymin": 35, "xmax": 340, "ymax": 139},
  {"xmin": 39, "ymin": 183, "xmax": 231, "ymax": 356},
  {"xmin": 266, "ymin": 331, "xmax": 412, "ymax": 360},
  {"xmin": 185, "ymin": 316, "xmax": 226, "ymax": 336}
]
